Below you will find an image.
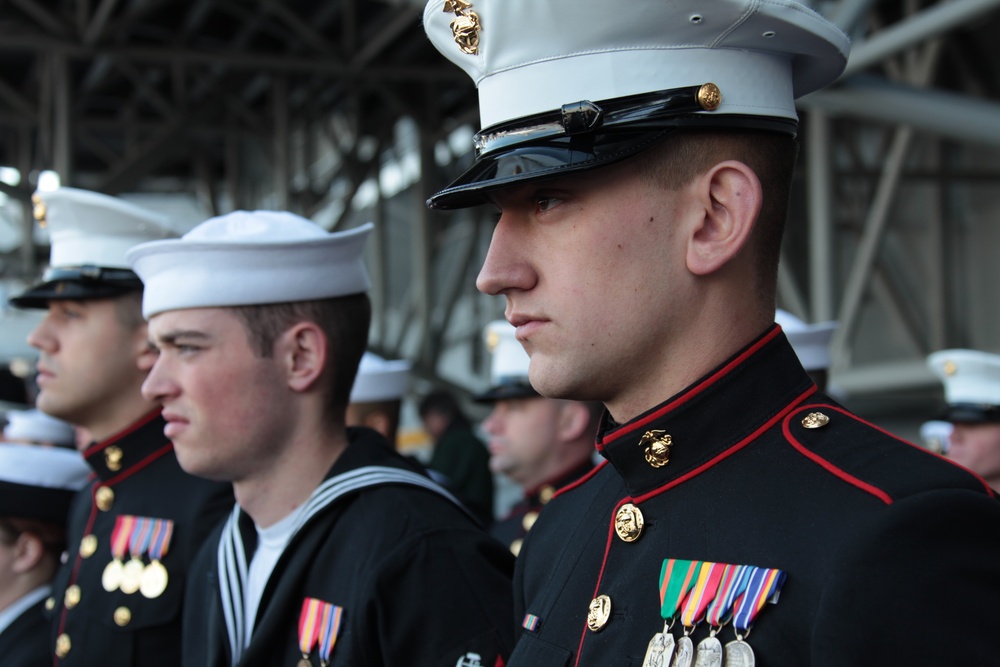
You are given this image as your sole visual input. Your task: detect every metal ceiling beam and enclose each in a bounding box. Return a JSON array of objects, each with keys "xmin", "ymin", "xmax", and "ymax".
[{"xmin": 843, "ymin": 0, "xmax": 1000, "ymax": 77}]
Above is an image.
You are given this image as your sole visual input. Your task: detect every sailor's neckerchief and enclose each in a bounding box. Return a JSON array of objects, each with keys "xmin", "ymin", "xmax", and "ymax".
[{"xmin": 218, "ymin": 465, "xmax": 471, "ymax": 665}]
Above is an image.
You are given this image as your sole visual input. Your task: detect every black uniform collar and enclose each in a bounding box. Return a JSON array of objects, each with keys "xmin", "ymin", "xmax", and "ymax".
[
  {"xmin": 596, "ymin": 326, "xmax": 816, "ymax": 499},
  {"xmin": 82, "ymin": 409, "xmax": 171, "ymax": 482}
]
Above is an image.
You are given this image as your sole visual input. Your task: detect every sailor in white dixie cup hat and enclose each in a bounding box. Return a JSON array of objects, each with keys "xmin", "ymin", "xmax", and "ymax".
[
  {"xmin": 476, "ymin": 320, "xmax": 599, "ymax": 556},
  {"xmin": 0, "ymin": 444, "xmax": 89, "ymax": 666},
  {"xmin": 425, "ymin": 1, "xmax": 1000, "ymax": 664},
  {"xmin": 927, "ymin": 349, "xmax": 1000, "ymax": 490},
  {"xmin": 128, "ymin": 211, "xmax": 515, "ymax": 667},
  {"xmin": 346, "ymin": 352, "xmax": 412, "ymax": 445},
  {"xmin": 2, "ymin": 408, "xmax": 75, "ymax": 448}
]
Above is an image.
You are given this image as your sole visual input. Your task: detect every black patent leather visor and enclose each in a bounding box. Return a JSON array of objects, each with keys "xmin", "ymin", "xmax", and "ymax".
[
  {"xmin": 427, "ymin": 84, "xmax": 797, "ymax": 210},
  {"xmin": 9, "ymin": 265, "xmax": 143, "ymax": 309}
]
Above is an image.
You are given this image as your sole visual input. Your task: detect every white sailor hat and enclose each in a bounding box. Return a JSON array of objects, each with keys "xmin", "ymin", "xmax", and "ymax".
[
  {"xmin": 10, "ymin": 187, "xmax": 177, "ymax": 308},
  {"xmin": 126, "ymin": 211, "xmax": 373, "ymax": 319},
  {"xmin": 423, "ymin": 0, "xmax": 850, "ymax": 209},
  {"xmin": 2, "ymin": 408, "xmax": 75, "ymax": 447},
  {"xmin": 0, "ymin": 443, "xmax": 90, "ymax": 524},
  {"xmin": 927, "ymin": 349, "xmax": 1000, "ymax": 423},
  {"xmin": 775, "ymin": 309, "xmax": 837, "ymax": 372},
  {"xmin": 350, "ymin": 352, "xmax": 411, "ymax": 403},
  {"xmin": 475, "ymin": 319, "xmax": 538, "ymax": 402}
]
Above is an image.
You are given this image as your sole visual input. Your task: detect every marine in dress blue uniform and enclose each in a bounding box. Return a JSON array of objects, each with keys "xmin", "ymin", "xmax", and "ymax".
[
  {"xmin": 10, "ymin": 187, "xmax": 233, "ymax": 665},
  {"xmin": 127, "ymin": 211, "xmax": 515, "ymax": 667},
  {"xmin": 0, "ymin": 445, "xmax": 89, "ymax": 667},
  {"xmin": 423, "ymin": 1, "xmax": 1000, "ymax": 664}
]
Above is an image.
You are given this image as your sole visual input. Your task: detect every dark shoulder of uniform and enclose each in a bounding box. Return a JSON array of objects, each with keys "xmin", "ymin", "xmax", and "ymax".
[{"xmin": 783, "ymin": 396, "xmax": 994, "ymax": 504}]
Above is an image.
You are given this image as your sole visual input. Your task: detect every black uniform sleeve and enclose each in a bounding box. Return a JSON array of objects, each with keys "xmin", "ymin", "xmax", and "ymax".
[
  {"xmin": 360, "ymin": 526, "xmax": 515, "ymax": 666},
  {"xmin": 814, "ymin": 488, "xmax": 1000, "ymax": 665}
]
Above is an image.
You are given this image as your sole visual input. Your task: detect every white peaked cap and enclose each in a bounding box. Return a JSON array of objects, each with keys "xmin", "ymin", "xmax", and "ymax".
[
  {"xmin": 3, "ymin": 408, "xmax": 75, "ymax": 446},
  {"xmin": 127, "ymin": 211, "xmax": 373, "ymax": 319},
  {"xmin": 39, "ymin": 187, "xmax": 176, "ymax": 269},
  {"xmin": 351, "ymin": 352, "xmax": 411, "ymax": 403},
  {"xmin": 424, "ymin": 0, "xmax": 850, "ymax": 129},
  {"xmin": 775, "ymin": 309, "xmax": 837, "ymax": 372},
  {"xmin": 927, "ymin": 349, "xmax": 1000, "ymax": 408}
]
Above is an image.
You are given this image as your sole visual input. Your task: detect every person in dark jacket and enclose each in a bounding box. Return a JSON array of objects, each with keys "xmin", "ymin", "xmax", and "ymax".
[
  {"xmin": 423, "ymin": 0, "xmax": 1000, "ymax": 664},
  {"xmin": 129, "ymin": 210, "xmax": 514, "ymax": 667},
  {"xmin": 10, "ymin": 187, "xmax": 233, "ymax": 666},
  {"xmin": 0, "ymin": 444, "xmax": 89, "ymax": 666}
]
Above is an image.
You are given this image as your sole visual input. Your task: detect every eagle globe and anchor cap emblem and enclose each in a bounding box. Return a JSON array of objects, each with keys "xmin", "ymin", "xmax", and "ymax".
[{"xmin": 443, "ymin": 0, "xmax": 481, "ymax": 55}]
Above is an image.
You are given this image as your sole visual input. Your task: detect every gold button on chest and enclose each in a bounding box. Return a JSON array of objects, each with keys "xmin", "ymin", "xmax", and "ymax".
[
  {"xmin": 114, "ymin": 606, "xmax": 132, "ymax": 627},
  {"xmin": 614, "ymin": 503, "xmax": 644, "ymax": 542},
  {"xmin": 95, "ymin": 486, "xmax": 115, "ymax": 511},
  {"xmin": 521, "ymin": 511, "xmax": 539, "ymax": 532},
  {"xmin": 55, "ymin": 633, "xmax": 71, "ymax": 657},
  {"xmin": 587, "ymin": 594, "xmax": 612, "ymax": 632},
  {"xmin": 80, "ymin": 534, "xmax": 98, "ymax": 558},
  {"xmin": 64, "ymin": 584, "xmax": 81, "ymax": 609}
]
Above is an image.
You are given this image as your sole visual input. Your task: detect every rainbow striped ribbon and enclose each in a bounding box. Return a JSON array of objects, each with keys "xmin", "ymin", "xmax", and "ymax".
[
  {"xmin": 129, "ymin": 516, "xmax": 154, "ymax": 560},
  {"xmin": 298, "ymin": 598, "xmax": 325, "ymax": 659},
  {"xmin": 318, "ymin": 603, "xmax": 343, "ymax": 666},
  {"xmin": 658, "ymin": 559, "xmax": 702, "ymax": 624},
  {"xmin": 522, "ymin": 614, "xmax": 541, "ymax": 632},
  {"xmin": 147, "ymin": 519, "xmax": 174, "ymax": 562},
  {"xmin": 679, "ymin": 561, "xmax": 728, "ymax": 629},
  {"xmin": 731, "ymin": 566, "xmax": 786, "ymax": 634},
  {"xmin": 110, "ymin": 515, "xmax": 135, "ymax": 560},
  {"xmin": 705, "ymin": 563, "xmax": 752, "ymax": 628}
]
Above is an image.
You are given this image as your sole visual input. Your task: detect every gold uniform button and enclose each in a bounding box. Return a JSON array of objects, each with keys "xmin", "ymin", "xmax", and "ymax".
[
  {"xmin": 114, "ymin": 606, "xmax": 132, "ymax": 627},
  {"xmin": 45, "ymin": 596, "xmax": 56, "ymax": 611},
  {"xmin": 509, "ymin": 538, "xmax": 523, "ymax": 557},
  {"xmin": 80, "ymin": 534, "xmax": 98, "ymax": 558},
  {"xmin": 55, "ymin": 633, "xmax": 71, "ymax": 658},
  {"xmin": 614, "ymin": 503, "xmax": 644, "ymax": 542},
  {"xmin": 587, "ymin": 594, "xmax": 612, "ymax": 632},
  {"xmin": 538, "ymin": 485, "xmax": 555, "ymax": 505},
  {"xmin": 521, "ymin": 511, "xmax": 539, "ymax": 532},
  {"xmin": 95, "ymin": 486, "xmax": 115, "ymax": 511},
  {"xmin": 802, "ymin": 412, "xmax": 830, "ymax": 429},
  {"xmin": 64, "ymin": 585, "xmax": 81, "ymax": 609}
]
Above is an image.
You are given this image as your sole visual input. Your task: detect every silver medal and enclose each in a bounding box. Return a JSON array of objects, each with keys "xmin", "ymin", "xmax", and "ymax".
[
  {"xmin": 723, "ymin": 639, "xmax": 755, "ymax": 667},
  {"xmin": 670, "ymin": 635, "xmax": 694, "ymax": 667},
  {"xmin": 642, "ymin": 631, "xmax": 676, "ymax": 667},
  {"xmin": 693, "ymin": 635, "xmax": 724, "ymax": 667}
]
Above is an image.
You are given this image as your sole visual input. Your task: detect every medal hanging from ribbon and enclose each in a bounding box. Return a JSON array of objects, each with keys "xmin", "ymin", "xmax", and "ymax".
[
  {"xmin": 672, "ymin": 561, "xmax": 726, "ymax": 667},
  {"xmin": 696, "ymin": 563, "xmax": 752, "ymax": 666},
  {"xmin": 641, "ymin": 559, "xmax": 702, "ymax": 667},
  {"xmin": 121, "ymin": 517, "xmax": 153, "ymax": 594},
  {"xmin": 140, "ymin": 519, "xmax": 174, "ymax": 599},
  {"xmin": 725, "ymin": 566, "xmax": 786, "ymax": 666},
  {"xmin": 298, "ymin": 598, "xmax": 324, "ymax": 667},
  {"xmin": 318, "ymin": 603, "xmax": 343, "ymax": 667},
  {"xmin": 102, "ymin": 515, "xmax": 135, "ymax": 592}
]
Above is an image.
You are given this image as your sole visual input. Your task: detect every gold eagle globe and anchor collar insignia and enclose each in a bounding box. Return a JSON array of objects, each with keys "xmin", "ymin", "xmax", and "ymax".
[
  {"xmin": 639, "ymin": 429, "xmax": 673, "ymax": 468},
  {"xmin": 443, "ymin": 0, "xmax": 481, "ymax": 55}
]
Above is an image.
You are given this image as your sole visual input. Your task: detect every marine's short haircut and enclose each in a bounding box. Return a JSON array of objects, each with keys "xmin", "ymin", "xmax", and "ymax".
[{"xmin": 638, "ymin": 129, "xmax": 799, "ymax": 310}]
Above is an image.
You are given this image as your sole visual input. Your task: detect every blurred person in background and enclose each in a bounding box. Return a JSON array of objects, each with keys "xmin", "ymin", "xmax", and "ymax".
[
  {"xmin": 477, "ymin": 320, "xmax": 599, "ymax": 555},
  {"xmin": 418, "ymin": 389, "xmax": 495, "ymax": 526},
  {"xmin": 775, "ymin": 309, "xmax": 837, "ymax": 391},
  {"xmin": 2, "ymin": 408, "xmax": 76, "ymax": 448},
  {"xmin": 346, "ymin": 352, "xmax": 411, "ymax": 446},
  {"xmin": 9, "ymin": 187, "xmax": 232, "ymax": 666},
  {"xmin": 0, "ymin": 443, "xmax": 89, "ymax": 666},
  {"xmin": 928, "ymin": 349, "xmax": 1000, "ymax": 490}
]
